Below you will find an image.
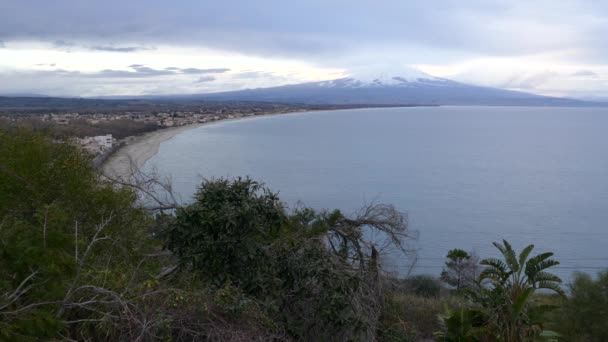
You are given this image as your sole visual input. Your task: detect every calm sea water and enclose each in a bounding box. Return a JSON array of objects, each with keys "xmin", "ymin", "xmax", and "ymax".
[{"xmin": 145, "ymin": 106, "xmax": 608, "ymax": 281}]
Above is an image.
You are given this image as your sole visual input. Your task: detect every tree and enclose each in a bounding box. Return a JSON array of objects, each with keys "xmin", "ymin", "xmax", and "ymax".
[
  {"xmin": 0, "ymin": 129, "xmax": 159, "ymax": 340},
  {"xmin": 440, "ymin": 249, "xmax": 479, "ymax": 291},
  {"xmin": 436, "ymin": 240, "xmax": 564, "ymax": 342},
  {"xmin": 166, "ymin": 177, "xmax": 288, "ymax": 293},
  {"xmin": 475, "ymin": 240, "xmax": 564, "ymax": 341},
  {"xmin": 435, "ymin": 306, "xmax": 486, "ymax": 342},
  {"xmin": 555, "ymin": 271, "xmax": 608, "ymax": 341},
  {"xmin": 404, "ymin": 274, "xmax": 442, "ymax": 298},
  {"xmin": 166, "ymin": 177, "xmax": 415, "ymax": 340}
]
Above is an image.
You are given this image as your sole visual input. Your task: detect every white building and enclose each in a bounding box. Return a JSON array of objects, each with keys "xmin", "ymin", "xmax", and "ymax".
[
  {"xmin": 76, "ymin": 134, "xmax": 114, "ymax": 156},
  {"xmin": 92, "ymin": 134, "xmax": 113, "ymax": 150}
]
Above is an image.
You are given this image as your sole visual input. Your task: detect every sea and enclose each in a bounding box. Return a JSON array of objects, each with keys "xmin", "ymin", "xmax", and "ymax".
[{"xmin": 144, "ymin": 106, "xmax": 608, "ymax": 282}]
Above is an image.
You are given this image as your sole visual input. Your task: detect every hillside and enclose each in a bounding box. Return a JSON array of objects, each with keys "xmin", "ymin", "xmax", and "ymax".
[{"xmin": 195, "ymin": 71, "xmax": 595, "ymax": 106}]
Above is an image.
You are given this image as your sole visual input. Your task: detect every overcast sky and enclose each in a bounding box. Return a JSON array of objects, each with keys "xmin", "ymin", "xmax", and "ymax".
[{"xmin": 0, "ymin": 0, "xmax": 607, "ymax": 98}]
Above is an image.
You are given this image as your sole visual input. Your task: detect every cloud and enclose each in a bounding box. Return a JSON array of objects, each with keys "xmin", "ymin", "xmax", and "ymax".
[
  {"xmin": 234, "ymin": 71, "xmax": 276, "ymax": 79},
  {"xmin": 571, "ymin": 70, "xmax": 598, "ymax": 78},
  {"xmin": 194, "ymin": 76, "xmax": 215, "ymax": 83},
  {"xmin": 0, "ymin": 1, "xmax": 603, "ymax": 65},
  {"xmin": 180, "ymin": 67, "xmax": 230, "ymax": 74},
  {"xmin": 1, "ymin": 1, "xmax": 608, "ymax": 97},
  {"xmin": 502, "ymin": 70, "xmax": 559, "ymax": 89},
  {"xmin": 0, "ymin": 40, "xmax": 5, "ymax": 48},
  {"xmin": 0, "ymin": 67, "xmax": 251, "ymax": 97},
  {"xmin": 88, "ymin": 65, "xmax": 178, "ymax": 78},
  {"xmin": 53, "ymin": 40, "xmax": 153, "ymax": 53},
  {"xmin": 92, "ymin": 68, "xmax": 172, "ymax": 78},
  {"xmin": 89, "ymin": 45, "xmax": 154, "ymax": 52},
  {"xmin": 53, "ymin": 40, "xmax": 76, "ymax": 48},
  {"xmin": 83, "ymin": 65, "xmax": 230, "ymax": 78}
]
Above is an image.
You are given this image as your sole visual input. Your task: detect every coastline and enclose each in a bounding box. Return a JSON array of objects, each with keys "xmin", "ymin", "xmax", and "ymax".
[
  {"xmin": 102, "ymin": 123, "xmax": 204, "ymax": 180},
  {"xmin": 101, "ymin": 111, "xmax": 311, "ymax": 180},
  {"xmin": 101, "ymin": 105, "xmax": 419, "ymax": 180}
]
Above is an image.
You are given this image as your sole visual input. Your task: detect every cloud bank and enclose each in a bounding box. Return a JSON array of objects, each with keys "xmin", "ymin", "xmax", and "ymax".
[{"xmin": 0, "ymin": 1, "xmax": 606, "ymax": 97}]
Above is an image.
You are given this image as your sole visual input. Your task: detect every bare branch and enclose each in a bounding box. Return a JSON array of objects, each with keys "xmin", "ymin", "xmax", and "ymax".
[
  {"xmin": 102, "ymin": 157, "xmax": 180, "ymax": 213},
  {"xmin": 0, "ymin": 271, "xmax": 39, "ymax": 312}
]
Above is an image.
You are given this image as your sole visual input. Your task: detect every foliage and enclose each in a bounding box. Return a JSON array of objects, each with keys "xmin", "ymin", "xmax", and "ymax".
[
  {"xmin": 378, "ymin": 290, "xmax": 444, "ymax": 341},
  {"xmin": 441, "ymin": 249, "xmax": 479, "ymax": 292},
  {"xmin": 0, "ymin": 129, "xmax": 158, "ymax": 340},
  {"xmin": 8, "ymin": 128, "xmax": 605, "ymax": 341},
  {"xmin": 3, "ymin": 117, "xmax": 160, "ymax": 139},
  {"xmin": 402, "ymin": 274, "xmax": 442, "ymax": 298},
  {"xmin": 167, "ymin": 178, "xmax": 413, "ymax": 341},
  {"xmin": 167, "ymin": 177, "xmax": 289, "ymax": 297},
  {"xmin": 434, "ymin": 305, "xmax": 486, "ymax": 342},
  {"xmin": 436, "ymin": 240, "xmax": 564, "ymax": 342},
  {"xmin": 475, "ymin": 240, "xmax": 564, "ymax": 341},
  {"xmin": 553, "ymin": 271, "xmax": 608, "ymax": 341}
]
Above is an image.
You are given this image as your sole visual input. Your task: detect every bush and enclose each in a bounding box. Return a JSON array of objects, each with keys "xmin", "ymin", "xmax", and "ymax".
[
  {"xmin": 378, "ymin": 291, "xmax": 443, "ymax": 341},
  {"xmin": 402, "ymin": 275, "xmax": 442, "ymax": 298},
  {"xmin": 167, "ymin": 178, "xmax": 413, "ymax": 341},
  {"xmin": 555, "ymin": 271, "xmax": 608, "ymax": 341},
  {"xmin": 0, "ymin": 129, "xmax": 157, "ymax": 340},
  {"xmin": 167, "ymin": 177, "xmax": 288, "ymax": 295},
  {"xmin": 440, "ymin": 249, "xmax": 479, "ymax": 292},
  {"xmin": 436, "ymin": 240, "xmax": 564, "ymax": 341},
  {"xmin": 0, "ymin": 129, "xmax": 416, "ymax": 341}
]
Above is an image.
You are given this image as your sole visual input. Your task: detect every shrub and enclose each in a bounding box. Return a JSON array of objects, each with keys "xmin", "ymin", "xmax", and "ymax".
[
  {"xmin": 0, "ymin": 129, "xmax": 157, "ymax": 340},
  {"xmin": 436, "ymin": 240, "xmax": 564, "ymax": 341},
  {"xmin": 379, "ymin": 291, "xmax": 443, "ymax": 341},
  {"xmin": 402, "ymin": 274, "xmax": 442, "ymax": 298},
  {"xmin": 555, "ymin": 271, "xmax": 608, "ymax": 341},
  {"xmin": 166, "ymin": 177, "xmax": 288, "ymax": 295},
  {"xmin": 167, "ymin": 178, "xmax": 413, "ymax": 341},
  {"xmin": 440, "ymin": 249, "xmax": 479, "ymax": 292}
]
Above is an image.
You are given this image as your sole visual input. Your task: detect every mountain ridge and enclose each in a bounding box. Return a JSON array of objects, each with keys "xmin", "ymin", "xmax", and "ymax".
[
  {"xmin": 190, "ymin": 73, "xmax": 597, "ymax": 107},
  {"xmin": 2, "ymin": 72, "xmax": 606, "ymax": 108}
]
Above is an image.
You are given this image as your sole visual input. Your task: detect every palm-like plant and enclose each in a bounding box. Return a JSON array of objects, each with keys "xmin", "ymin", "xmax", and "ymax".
[{"xmin": 476, "ymin": 240, "xmax": 564, "ymax": 341}]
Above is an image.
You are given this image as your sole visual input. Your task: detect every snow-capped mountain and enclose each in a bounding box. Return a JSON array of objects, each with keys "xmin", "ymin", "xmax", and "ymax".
[
  {"xmin": 318, "ymin": 67, "xmax": 445, "ymax": 88},
  {"xmin": 195, "ymin": 68, "xmax": 592, "ymax": 107}
]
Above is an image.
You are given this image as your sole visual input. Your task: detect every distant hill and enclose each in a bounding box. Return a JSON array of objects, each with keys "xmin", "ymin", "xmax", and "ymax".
[
  {"xmin": 186, "ymin": 70, "xmax": 601, "ymax": 107},
  {"xmin": 0, "ymin": 96, "xmax": 378, "ymax": 114},
  {"xmin": 0, "ymin": 96, "xmax": 162, "ymax": 112},
  {"xmin": 1, "ymin": 69, "xmax": 605, "ymax": 110},
  {"xmin": 0, "ymin": 92, "xmax": 50, "ymax": 98}
]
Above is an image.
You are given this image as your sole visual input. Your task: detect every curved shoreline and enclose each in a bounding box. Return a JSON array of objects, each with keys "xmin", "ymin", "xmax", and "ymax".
[
  {"xmin": 101, "ymin": 106, "xmax": 414, "ymax": 180},
  {"xmin": 101, "ymin": 123, "xmax": 200, "ymax": 179},
  {"xmin": 101, "ymin": 111, "xmax": 309, "ymax": 180}
]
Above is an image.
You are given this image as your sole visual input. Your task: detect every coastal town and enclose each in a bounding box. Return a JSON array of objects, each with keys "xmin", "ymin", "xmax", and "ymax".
[
  {"xmin": 0, "ymin": 99, "xmax": 397, "ymax": 173},
  {"xmin": 0, "ymin": 102, "xmax": 331, "ymax": 161}
]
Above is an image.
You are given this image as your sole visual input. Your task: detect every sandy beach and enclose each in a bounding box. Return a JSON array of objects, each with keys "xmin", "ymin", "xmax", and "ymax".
[
  {"xmin": 101, "ymin": 111, "xmax": 316, "ymax": 180},
  {"xmin": 102, "ymin": 123, "xmax": 207, "ymax": 180}
]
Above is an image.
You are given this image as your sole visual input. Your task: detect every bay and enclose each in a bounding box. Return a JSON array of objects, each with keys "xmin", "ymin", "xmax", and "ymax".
[{"xmin": 144, "ymin": 106, "xmax": 608, "ymax": 281}]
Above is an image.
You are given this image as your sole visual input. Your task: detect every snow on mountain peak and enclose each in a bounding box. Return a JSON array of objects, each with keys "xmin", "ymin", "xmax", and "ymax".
[{"xmin": 319, "ymin": 66, "xmax": 443, "ymax": 88}]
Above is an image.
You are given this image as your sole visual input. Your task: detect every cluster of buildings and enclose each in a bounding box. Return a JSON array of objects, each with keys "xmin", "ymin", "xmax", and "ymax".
[
  {"xmin": 30, "ymin": 106, "xmax": 294, "ymax": 128},
  {"xmin": 75, "ymin": 134, "xmax": 116, "ymax": 156},
  {"xmin": 0, "ymin": 104, "xmax": 314, "ymax": 160}
]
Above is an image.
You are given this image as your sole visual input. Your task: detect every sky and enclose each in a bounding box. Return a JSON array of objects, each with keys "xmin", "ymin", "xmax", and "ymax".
[{"xmin": 0, "ymin": 0, "xmax": 607, "ymax": 99}]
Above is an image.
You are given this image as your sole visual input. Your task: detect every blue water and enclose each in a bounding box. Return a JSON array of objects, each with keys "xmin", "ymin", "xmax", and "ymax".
[{"xmin": 145, "ymin": 106, "xmax": 608, "ymax": 281}]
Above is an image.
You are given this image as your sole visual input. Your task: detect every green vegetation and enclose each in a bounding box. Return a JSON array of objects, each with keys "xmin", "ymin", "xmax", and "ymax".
[
  {"xmin": 0, "ymin": 116, "xmax": 160, "ymax": 139},
  {"xmin": 440, "ymin": 249, "xmax": 478, "ymax": 292},
  {"xmin": 0, "ymin": 129, "xmax": 156, "ymax": 339},
  {"xmin": 553, "ymin": 271, "xmax": 608, "ymax": 341},
  {"xmin": 435, "ymin": 241, "xmax": 564, "ymax": 341},
  {"xmin": 0, "ymin": 128, "xmax": 606, "ymax": 341}
]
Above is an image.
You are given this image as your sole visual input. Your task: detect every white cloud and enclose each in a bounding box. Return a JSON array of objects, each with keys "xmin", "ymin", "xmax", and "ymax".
[{"xmin": 0, "ymin": 1, "xmax": 606, "ymax": 97}]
